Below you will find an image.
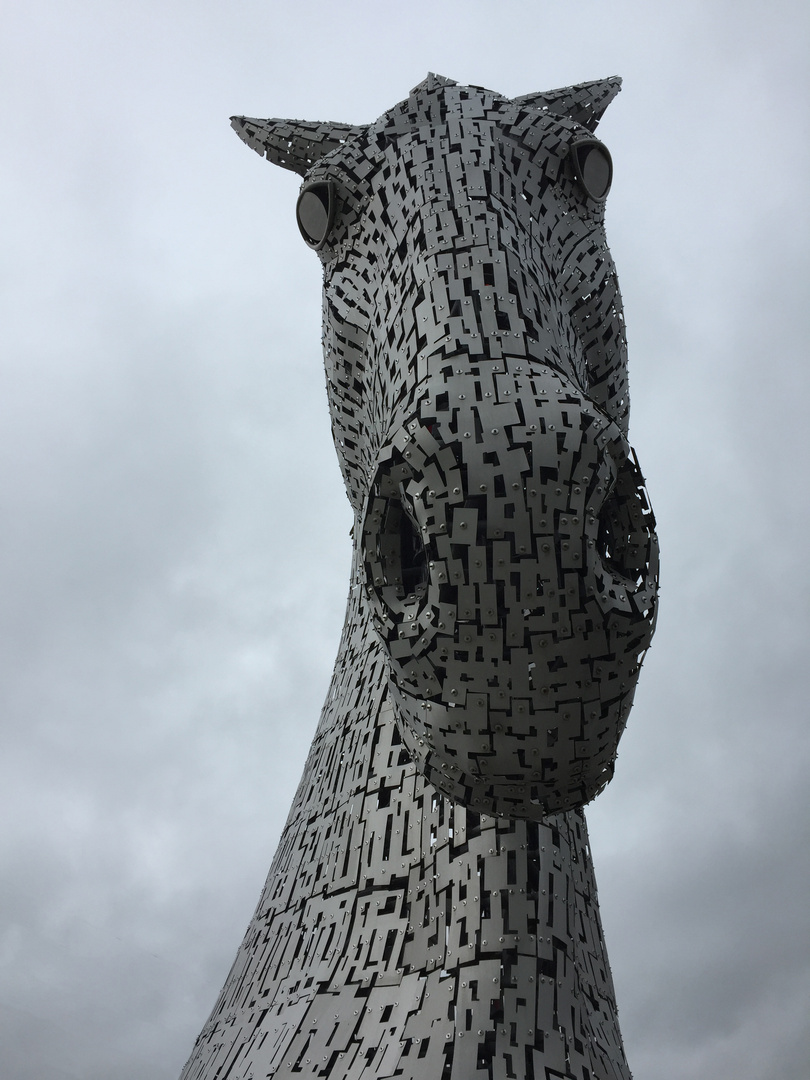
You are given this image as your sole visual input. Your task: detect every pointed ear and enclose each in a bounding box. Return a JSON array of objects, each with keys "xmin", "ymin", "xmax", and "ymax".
[
  {"xmin": 230, "ymin": 116, "xmax": 365, "ymax": 177},
  {"xmin": 512, "ymin": 76, "xmax": 621, "ymax": 132}
]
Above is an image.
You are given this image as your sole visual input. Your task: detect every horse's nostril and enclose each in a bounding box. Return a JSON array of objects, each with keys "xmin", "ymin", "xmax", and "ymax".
[
  {"xmin": 596, "ymin": 446, "xmax": 654, "ymax": 589},
  {"xmin": 398, "ymin": 503, "xmax": 428, "ymax": 597},
  {"xmin": 378, "ymin": 493, "xmax": 428, "ymax": 600},
  {"xmin": 597, "ymin": 483, "xmax": 629, "ymax": 578}
]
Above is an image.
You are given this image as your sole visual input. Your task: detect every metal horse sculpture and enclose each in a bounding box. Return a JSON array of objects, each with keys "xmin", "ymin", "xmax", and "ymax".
[{"xmin": 180, "ymin": 74, "xmax": 658, "ymax": 1080}]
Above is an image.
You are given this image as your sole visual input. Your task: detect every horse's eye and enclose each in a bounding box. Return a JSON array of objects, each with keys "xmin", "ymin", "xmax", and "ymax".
[
  {"xmin": 296, "ymin": 181, "xmax": 335, "ymax": 248},
  {"xmin": 572, "ymin": 142, "xmax": 612, "ymax": 202}
]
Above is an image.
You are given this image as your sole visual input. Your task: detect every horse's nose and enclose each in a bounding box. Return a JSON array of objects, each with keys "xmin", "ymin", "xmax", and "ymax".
[
  {"xmin": 362, "ymin": 361, "xmax": 658, "ymax": 819},
  {"xmin": 586, "ymin": 431, "xmax": 659, "ymax": 621}
]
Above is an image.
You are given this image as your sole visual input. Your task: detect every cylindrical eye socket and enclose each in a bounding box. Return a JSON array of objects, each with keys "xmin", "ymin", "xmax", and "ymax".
[
  {"xmin": 573, "ymin": 143, "xmax": 613, "ymax": 202},
  {"xmin": 296, "ymin": 182, "xmax": 335, "ymax": 248}
]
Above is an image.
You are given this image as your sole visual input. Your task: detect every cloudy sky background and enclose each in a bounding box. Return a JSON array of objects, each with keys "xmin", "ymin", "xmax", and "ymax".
[{"xmin": 2, "ymin": 1, "xmax": 808, "ymax": 1077}]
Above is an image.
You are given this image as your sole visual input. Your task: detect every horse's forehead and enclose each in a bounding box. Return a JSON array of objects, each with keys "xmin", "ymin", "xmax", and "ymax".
[
  {"xmin": 343, "ymin": 107, "xmax": 584, "ymax": 183},
  {"xmin": 310, "ymin": 123, "xmax": 538, "ymax": 205},
  {"xmin": 373, "ymin": 83, "xmax": 509, "ymax": 133}
]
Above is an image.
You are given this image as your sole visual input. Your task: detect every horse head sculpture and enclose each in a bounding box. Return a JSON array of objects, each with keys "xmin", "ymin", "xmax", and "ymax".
[
  {"xmin": 178, "ymin": 74, "xmax": 658, "ymax": 1080},
  {"xmin": 232, "ymin": 74, "xmax": 657, "ymax": 820}
]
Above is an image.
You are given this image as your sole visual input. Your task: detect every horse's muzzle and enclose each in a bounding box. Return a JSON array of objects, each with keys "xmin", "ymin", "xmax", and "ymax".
[{"xmin": 362, "ymin": 359, "xmax": 658, "ymax": 818}]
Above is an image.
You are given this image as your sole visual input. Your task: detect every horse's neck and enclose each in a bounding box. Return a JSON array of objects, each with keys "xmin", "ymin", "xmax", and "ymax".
[{"xmin": 180, "ymin": 548, "xmax": 631, "ymax": 1079}]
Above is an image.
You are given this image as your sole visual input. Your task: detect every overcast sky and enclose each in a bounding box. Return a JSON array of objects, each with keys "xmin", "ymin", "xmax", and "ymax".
[{"xmin": 1, "ymin": 2, "xmax": 808, "ymax": 1078}]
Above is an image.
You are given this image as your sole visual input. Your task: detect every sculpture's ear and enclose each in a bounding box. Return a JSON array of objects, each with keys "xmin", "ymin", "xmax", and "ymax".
[
  {"xmin": 230, "ymin": 116, "xmax": 365, "ymax": 177},
  {"xmin": 512, "ymin": 77, "xmax": 621, "ymax": 132}
]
